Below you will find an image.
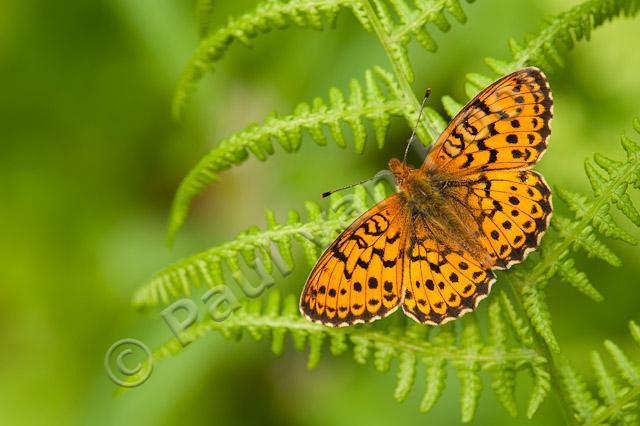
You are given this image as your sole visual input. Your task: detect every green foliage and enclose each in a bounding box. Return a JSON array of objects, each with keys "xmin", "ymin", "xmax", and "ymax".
[
  {"xmin": 560, "ymin": 322, "xmax": 640, "ymax": 425},
  {"xmin": 166, "ymin": 0, "xmax": 479, "ymax": 243},
  {"xmin": 167, "ymin": 0, "xmax": 640, "ymax": 243},
  {"xmin": 173, "ymin": 0, "xmax": 474, "ymax": 118},
  {"xmin": 506, "ymin": 118, "xmax": 640, "ymax": 353},
  {"xmin": 484, "ymin": 0, "xmax": 640, "ymax": 75},
  {"xmin": 364, "ymin": 0, "xmax": 474, "ymax": 84},
  {"xmin": 137, "ymin": 185, "xmax": 383, "ymax": 309},
  {"xmin": 166, "ymin": 68, "xmax": 406, "ymax": 244},
  {"xmin": 138, "ymin": 118, "xmax": 640, "ymax": 423},
  {"xmin": 151, "ymin": 288, "xmax": 549, "ymax": 422},
  {"xmin": 133, "ymin": 0, "xmax": 640, "ymax": 424},
  {"xmin": 173, "ymin": 0, "xmax": 353, "ymax": 118}
]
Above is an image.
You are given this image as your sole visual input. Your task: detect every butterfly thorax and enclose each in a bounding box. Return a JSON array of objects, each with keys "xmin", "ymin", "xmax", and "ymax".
[
  {"xmin": 390, "ymin": 158, "xmax": 439, "ymax": 198},
  {"xmin": 389, "ymin": 157, "xmax": 494, "ymax": 267}
]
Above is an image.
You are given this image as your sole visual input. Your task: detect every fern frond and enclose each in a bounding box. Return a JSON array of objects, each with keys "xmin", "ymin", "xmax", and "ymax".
[
  {"xmin": 546, "ymin": 120, "xmax": 640, "ymax": 275},
  {"xmin": 367, "ymin": 0, "xmax": 474, "ymax": 84},
  {"xmin": 487, "ymin": 0, "xmax": 640, "ymax": 75},
  {"xmin": 455, "ymin": 316, "xmax": 483, "ymax": 422},
  {"xmin": 419, "ymin": 328, "xmax": 450, "ymax": 412},
  {"xmin": 568, "ymin": 321, "xmax": 640, "ymax": 426},
  {"xmin": 488, "ymin": 301, "xmax": 518, "ymax": 416},
  {"xmin": 196, "ymin": 0, "xmax": 216, "ymax": 37},
  {"xmin": 554, "ymin": 256, "xmax": 603, "ymax": 302},
  {"xmin": 560, "ymin": 362, "xmax": 600, "ymax": 423},
  {"xmin": 510, "ymin": 119, "xmax": 640, "ymax": 348},
  {"xmin": 173, "ymin": 0, "xmax": 356, "ymax": 117},
  {"xmin": 151, "ymin": 289, "xmax": 548, "ymax": 421},
  {"xmin": 521, "ymin": 284, "xmax": 560, "ymax": 353},
  {"xmin": 167, "ymin": 68, "xmax": 404, "ymax": 244},
  {"xmin": 138, "ymin": 185, "xmax": 382, "ymax": 309},
  {"xmin": 360, "ymin": 0, "xmax": 474, "ymax": 144},
  {"xmin": 498, "ymin": 293, "xmax": 550, "ymax": 418},
  {"xmin": 459, "ymin": 0, "xmax": 640, "ymax": 98},
  {"xmin": 174, "ymin": 0, "xmax": 475, "ymax": 117}
]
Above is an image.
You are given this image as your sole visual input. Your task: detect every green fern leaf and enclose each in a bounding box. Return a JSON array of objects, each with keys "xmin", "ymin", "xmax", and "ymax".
[
  {"xmin": 419, "ymin": 328, "xmax": 453, "ymax": 412},
  {"xmin": 560, "ymin": 363, "xmax": 599, "ymax": 423},
  {"xmin": 166, "ymin": 68, "xmax": 405, "ymax": 243},
  {"xmin": 420, "ymin": 356, "xmax": 447, "ymax": 412},
  {"xmin": 488, "ymin": 300, "xmax": 518, "ymax": 416},
  {"xmin": 516, "ymin": 119, "xmax": 640, "ymax": 310},
  {"xmin": 173, "ymin": 0, "xmax": 354, "ymax": 117},
  {"xmin": 140, "ymin": 185, "xmax": 380, "ymax": 309},
  {"xmin": 394, "ymin": 351, "xmax": 417, "ymax": 401},
  {"xmin": 521, "ymin": 285, "xmax": 560, "ymax": 353},
  {"xmin": 455, "ymin": 317, "xmax": 483, "ymax": 422},
  {"xmin": 488, "ymin": 0, "xmax": 640, "ymax": 73},
  {"xmin": 527, "ymin": 362, "xmax": 551, "ymax": 419},
  {"xmin": 367, "ymin": 0, "xmax": 474, "ymax": 83},
  {"xmin": 174, "ymin": 0, "xmax": 476, "ymax": 117},
  {"xmin": 565, "ymin": 322, "xmax": 640, "ymax": 426},
  {"xmin": 555, "ymin": 257, "xmax": 603, "ymax": 302},
  {"xmin": 374, "ymin": 340, "xmax": 397, "ymax": 372},
  {"xmin": 604, "ymin": 340, "xmax": 640, "ymax": 386},
  {"xmin": 441, "ymin": 95, "xmax": 463, "ymax": 119},
  {"xmin": 144, "ymin": 288, "xmax": 546, "ymax": 419}
]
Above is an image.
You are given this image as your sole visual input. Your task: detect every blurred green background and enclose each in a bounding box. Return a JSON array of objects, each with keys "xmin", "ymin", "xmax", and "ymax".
[{"xmin": 2, "ymin": 0, "xmax": 639, "ymax": 424}]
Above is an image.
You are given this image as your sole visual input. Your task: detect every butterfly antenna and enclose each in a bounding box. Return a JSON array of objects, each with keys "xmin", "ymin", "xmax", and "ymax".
[
  {"xmin": 321, "ymin": 170, "xmax": 392, "ymax": 198},
  {"xmin": 402, "ymin": 88, "xmax": 431, "ymax": 165}
]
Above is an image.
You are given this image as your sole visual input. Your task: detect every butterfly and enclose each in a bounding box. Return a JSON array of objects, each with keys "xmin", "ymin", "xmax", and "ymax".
[{"xmin": 299, "ymin": 67, "xmax": 553, "ymax": 327}]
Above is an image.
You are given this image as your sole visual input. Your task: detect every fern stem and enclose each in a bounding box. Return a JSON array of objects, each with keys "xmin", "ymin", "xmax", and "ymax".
[
  {"xmin": 361, "ymin": 0, "xmax": 439, "ymax": 144},
  {"xmin": 504, "ymin": 276, "xmax": 578, "ymax": 426}
]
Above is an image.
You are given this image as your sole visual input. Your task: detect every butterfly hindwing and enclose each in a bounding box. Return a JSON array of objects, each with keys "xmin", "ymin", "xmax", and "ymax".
[
  {"xmin": 300, "ymin": 195, "xmax": 407, "ymax": 326},
  {"xmin": 402, "ymin": 218, "xmax": 495, "ymax": 324},
  {"xmin": 451, "ymin": 169, "xmax": 552, "ymax": 268}
]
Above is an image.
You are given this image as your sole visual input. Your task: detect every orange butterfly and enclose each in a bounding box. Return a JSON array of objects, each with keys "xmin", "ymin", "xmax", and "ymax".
[{"xmin": 300, "ymin": 67, "xmax": 553, "ymax": 326}]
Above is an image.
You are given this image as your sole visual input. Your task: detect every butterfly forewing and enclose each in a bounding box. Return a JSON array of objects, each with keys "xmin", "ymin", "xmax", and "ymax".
[
  {"xmin": 300, "ymin": 195, "xmax": 408, "ymax": 326},
  {"xmin": 424, "ymin": 67, "xmax": 552, "ymax": 175}
]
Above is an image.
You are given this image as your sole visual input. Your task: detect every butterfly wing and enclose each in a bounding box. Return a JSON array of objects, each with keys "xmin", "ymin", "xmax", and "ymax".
[
  {"xmin": 300, "ymin": 194, "xmax": 408, "ymax": 326},
  {"xmin": 423, "ymin": 67, "xmax": 552, "ymax": 175},
  {"xmin": 401, "ymin": 215, "xmax": 496, "ymax": 324},
  {"xmin": 423, "ymin": 67, "xmax": 553, "ymax": 269},
  {"xmin": 448, "ymin": 169, "xmax": 552, "ymax": 269},
  {"xmin": 301, "ymin": 68, "xmax": 553, "ymax": 327}
]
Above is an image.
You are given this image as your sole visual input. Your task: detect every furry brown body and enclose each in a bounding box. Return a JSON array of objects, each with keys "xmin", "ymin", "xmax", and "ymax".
[{"xmin": 389, "ymin": 158, "xmax": 493, "ymax": 268}]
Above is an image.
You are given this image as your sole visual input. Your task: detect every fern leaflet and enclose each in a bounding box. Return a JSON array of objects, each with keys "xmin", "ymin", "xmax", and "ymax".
[
  {"xmin": 167, "ymin": 68, "xmax": 405, "ymax": 243},
  {"xmin": 148, "ymin": 288, "xmax": 549, "ymax": 421}
]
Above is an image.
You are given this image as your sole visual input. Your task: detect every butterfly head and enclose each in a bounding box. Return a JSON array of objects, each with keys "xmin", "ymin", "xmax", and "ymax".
[{"xmin": 389, "ymin": 158, "xmax": 412, "ymax": 184}]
